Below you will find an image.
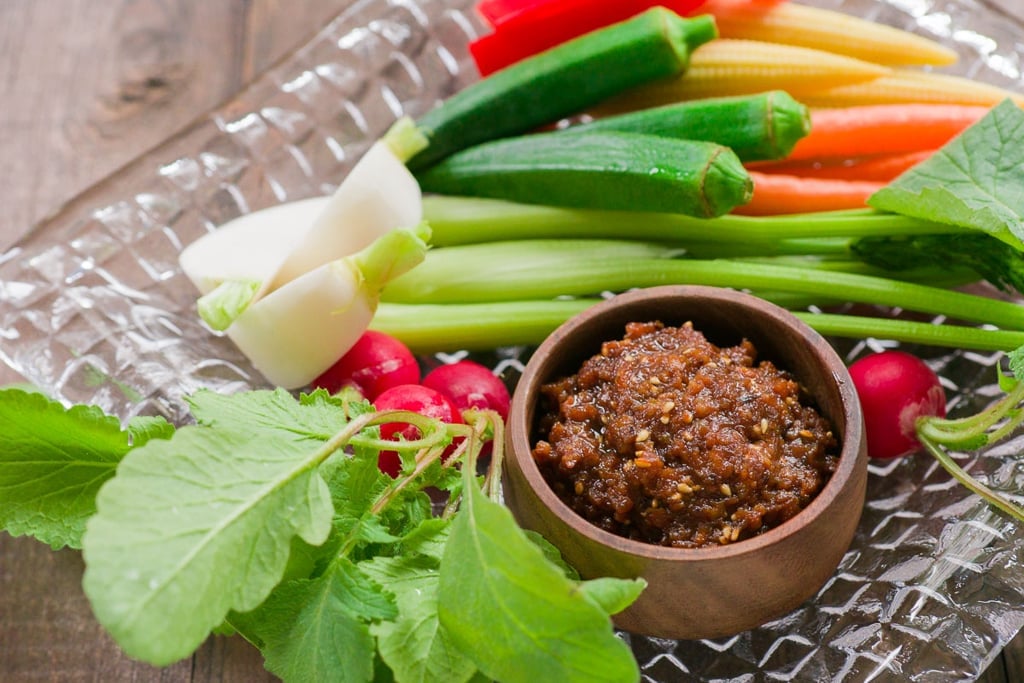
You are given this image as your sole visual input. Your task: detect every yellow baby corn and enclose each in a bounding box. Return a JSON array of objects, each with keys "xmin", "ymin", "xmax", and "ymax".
[
  {"xmin": 594, "ymin": 39, "xmax": 890, "ymax": 113},
  {"xmin": 714, "ymin": 1, "xmax": 958, "ymax": 67},
  {"xmin": 798, "ymin": 69, "xmax": 1024, "ymax": 108}
]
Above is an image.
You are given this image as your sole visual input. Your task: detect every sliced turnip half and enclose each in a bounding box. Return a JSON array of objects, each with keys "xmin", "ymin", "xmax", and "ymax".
[
  {"xmin": 259, "ymin": 120, "xmax": 427, "ymax": 297},
  {"xmin": 177, "ymin": 117, "xmax": 427, "ymax": 300},
  {"xmin": 178, "ymin": 196, "xmax": 328, "ymax": 296},
  {"xmin": 198, "ymin": 223, "xmax": 432, "ymax": 389}
]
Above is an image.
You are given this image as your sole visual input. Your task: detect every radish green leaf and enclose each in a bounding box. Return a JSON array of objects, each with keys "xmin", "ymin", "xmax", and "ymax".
[
  {"xmin": 364, "ymin": 548, "xmax": 478, "ymax": 683},
  {"xmin": 81, "ymin": 395, "xmax": 338, "ymax": 666},
  {"xmin": 579, "ymin": 576, "xmax": 648, "ymax": 616},
  {"xmin": 0, "ymin": 388, "xmax": 171, "ymax": 550},
  {"xmin": 241, "ymin": 557, "xmax": 395, "ymax": 683},
  {"xmin": 438, "ymin": 468, "xmax": 644, "ymax": 683}
]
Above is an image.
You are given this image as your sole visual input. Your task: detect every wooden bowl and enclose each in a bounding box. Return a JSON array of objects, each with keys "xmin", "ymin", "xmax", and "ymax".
[{"xmin": 503, "ymin": 285, "xmax": 867, "ymax": 640}]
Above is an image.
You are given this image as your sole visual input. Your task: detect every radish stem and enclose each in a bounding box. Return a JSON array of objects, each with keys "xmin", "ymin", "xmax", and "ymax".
[
  {"xmin": 915, "ymin": 378, "xmax": 1024, "ymax": 523},
  {"xmin": 919, "ymin": 439, "xmax": 1024, "ymax": 523}
]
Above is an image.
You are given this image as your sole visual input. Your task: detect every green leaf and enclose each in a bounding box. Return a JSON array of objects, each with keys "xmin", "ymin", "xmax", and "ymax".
[
  {"xmin": 188, "ymin": 387, "xmax": 345, "ymax": 440},
  {"xmin": 400, "ymin": 517, "xmax": 450, "ymax": 561},
  {"xmin": 126, "ymin": 415, "xmax": 176, "ymax": 446},
  {"xmin": 0, "ymin": 389, "xmax": 141, "ymax": 549},
  {"xmin": 363, "ymin": 547, "xmax": 478, "ymax": 683},
  {"xmin": 578, "ymin": 577, "xmax": 647, "ymax": 616},
  {"xmin": 324, "ymin": 433, "xmax": 391, "ymax": 520},
  {"xmin": 524, "ymin": 528, "xmax": 579, "ymax": 579},
  {"xmin": 250, "ymin": 558, "xmax": 392, "ymax": 683},
  {"xmin": 437, "ymin": 477, "xmax": 642, "ymax": 683},
  {"xmin": 82, "ymin": 396, "xmax": 337, "ymax": 666},
  {"xmin": 1008, "ymin": 345, "xmax": 1024, "ymax": 381},
  {"xmin": 851, "ymin": 232, "xmax": 1024, "ymax": 295},
  {"xmin": 868, "ymin": 99, "xmax": 1024, "ymax": 250}
]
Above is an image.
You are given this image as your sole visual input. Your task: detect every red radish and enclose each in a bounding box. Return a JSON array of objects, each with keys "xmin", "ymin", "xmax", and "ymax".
[
  {"xmin": 422, "ymin": 360, "xmax": 512, "ymax": 420},
  {"xmin": 373, "ymin": 384, "xmax": 464, "ymax": 477},
  {"xmin": 312, "ymin": 330, "xmax": 420, "ymax": 401},
  {"xmin": 848, "ymin": 350, "xmax": 947, "ymax": 459}
]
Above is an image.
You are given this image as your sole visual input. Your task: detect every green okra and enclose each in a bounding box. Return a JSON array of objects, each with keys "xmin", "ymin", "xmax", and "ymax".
[
  {"xmin": 566, "ymin": 91, "xmax": 811, "ymax": 161},
  {"xmin": 417, "ymin": 131, "xmax": 753, "ymax": 218},
  {"xmin": 407, "ymin": 8, "xmax": 718, "ymax": 171}
]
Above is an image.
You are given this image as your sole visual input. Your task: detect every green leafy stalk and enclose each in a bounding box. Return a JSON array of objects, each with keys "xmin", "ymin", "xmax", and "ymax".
[
  {"xmin": 422, "ymin": 195, "xmax": 965, "ymax": 247},
  {"xmin": 79, "ymin": 389, "xmax": 453, "ymax": 667},
  {"xmin": 791, "ymin": 313, "xmax": 1024, "ymax": 352},
  {"xmin": 82, "ymin": 391, "xmax": 345, "ymax": 665},
  {"xmin": 12, "ymin": 384, "xmax": 646, "ymax": 681},
  {"xmin": 373, "ymin": 300, "xmax": 1024, "ymax": 353},
  {"xmin": 350, "ymin": 221, "xmax": 432, "ymax": 292},
  {"xmin": 380, "ymin": 239, "xmax": 1024, "ymax": 331},
  {"xmin": 236, "ymin": 556, "xmax": 394, "ymax": 683},
  {"xmin": 852, "ymin": 232, "xmax": 1024, "ymax": 295}
]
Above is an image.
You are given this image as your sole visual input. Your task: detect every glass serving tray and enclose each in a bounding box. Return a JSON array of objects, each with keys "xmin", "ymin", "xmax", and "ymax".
[{"xmin": 1, "ymin": 0, "xmax": 1022, "ymax": 680}]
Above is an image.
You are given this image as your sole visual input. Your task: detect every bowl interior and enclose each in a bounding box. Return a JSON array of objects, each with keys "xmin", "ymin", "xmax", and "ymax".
[{"xmin": 508, "ymin": 285, "xmax": 862, "ymax": 560}]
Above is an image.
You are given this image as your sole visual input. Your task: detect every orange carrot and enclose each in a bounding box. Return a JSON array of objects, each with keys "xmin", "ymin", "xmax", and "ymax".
[
  {"xmin": 787, "ymin": 104, "xmax": 990, "ymax": 161},
  {"xmin": 734, "ymin": 171, "xmax": 884, "ymax": 215},
  {"xmin": 748, "ymin": 149, "xmax": 934, "ymax": 182}
]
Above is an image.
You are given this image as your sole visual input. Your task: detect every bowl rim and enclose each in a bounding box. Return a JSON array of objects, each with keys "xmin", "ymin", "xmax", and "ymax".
[{"xmin": 506, "ymin": 285, "xmax": 865, "ymax": 562}]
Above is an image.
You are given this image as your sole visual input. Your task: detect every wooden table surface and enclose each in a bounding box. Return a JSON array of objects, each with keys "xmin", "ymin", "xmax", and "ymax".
[{"xmin": 0, "ymin": 1, "xmax": 1022, "ymax": 681}]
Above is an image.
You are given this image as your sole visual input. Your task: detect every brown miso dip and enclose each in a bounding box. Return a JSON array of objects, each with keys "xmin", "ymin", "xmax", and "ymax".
[{"xmin": 531, "ymin": 321, "xmax": 839, "ymax": 549}]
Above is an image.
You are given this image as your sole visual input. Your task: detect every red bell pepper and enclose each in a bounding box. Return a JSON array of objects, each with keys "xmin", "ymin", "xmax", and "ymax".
[
  {"xmin": 469, "ymin": 0, "xmax": 709, "ymax": 76},
  {"xmin": 475, "ymin": 0, "xmax": 551, "ymax": 27},
  {"xmin": 469, "ymin": 0, "xmax": 792, "ymax": 77}
]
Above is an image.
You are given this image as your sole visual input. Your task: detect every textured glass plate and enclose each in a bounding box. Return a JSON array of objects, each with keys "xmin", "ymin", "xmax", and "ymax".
[{"xmin": 2, "ymin": 0, "xmax": 1023, "ymax": 680}]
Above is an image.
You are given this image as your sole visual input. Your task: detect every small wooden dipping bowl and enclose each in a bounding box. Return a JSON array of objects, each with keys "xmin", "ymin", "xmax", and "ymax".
[{"xmin": 503, "ymin": 285, "xmax": 868, "ymax": 640}]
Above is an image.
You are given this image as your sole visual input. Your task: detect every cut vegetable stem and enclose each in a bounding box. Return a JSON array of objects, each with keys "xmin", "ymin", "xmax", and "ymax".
[
  {"xmin": 380, "ymin": 239, "xmax": 1024, "ymax": 331},
  {"xmin": 372, "ymin": 300, "xmax": 1024, "ymax": 353},
  {"xmin": 421, "ymin": 196, "xmax": 965, "ymax": 247}
]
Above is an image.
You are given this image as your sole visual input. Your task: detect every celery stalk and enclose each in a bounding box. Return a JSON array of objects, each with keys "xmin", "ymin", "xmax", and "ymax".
[
  {"xmin": 380, "ymin": 239, "xmax": 1024, "ymax": 331},
  {"xmin": 372, "ymin": 300, "xmax": 1024, "ymax": 354},
  {"xmin": 422, "ymin": 196, "xmax": 967, "ymax": 247},
  {"xmin": 371, "ymin": 300, "xmax": 596, "ymax": 352}
]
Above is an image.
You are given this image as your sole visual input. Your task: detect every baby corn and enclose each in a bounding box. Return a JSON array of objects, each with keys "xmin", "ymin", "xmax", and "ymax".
[
  {"xmin": 798, "ymin": 69, "xmax": 1024, "ymax": 107},
  {"xmin": 595, "ymin": 39, "xmax": 890, "ymax": 111},
  {"xmin": 713, "ymin": 1, "xmax": 958, "ymax": 66}
]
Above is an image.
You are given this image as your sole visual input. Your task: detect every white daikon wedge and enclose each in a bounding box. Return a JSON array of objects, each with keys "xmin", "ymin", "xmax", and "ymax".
[
  {"xmin": 178, "ymin": 117, "xmax": 426, "ymax": 300},
  {"xmin": 178, "ymin": 196, "xmax": 328, "ymax": 295},
  {"xmin": 197, "ymin": 223, "xmax": 431, "ymax": 389},
  {"xmin": 257, "ymin": 118, "xmax": 428, "ymax": 297}
]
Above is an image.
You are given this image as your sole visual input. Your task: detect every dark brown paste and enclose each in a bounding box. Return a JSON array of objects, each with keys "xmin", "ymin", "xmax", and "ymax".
[{"xmin": 531, "ymin": 321, "xmax": 839, "ymax": 549}]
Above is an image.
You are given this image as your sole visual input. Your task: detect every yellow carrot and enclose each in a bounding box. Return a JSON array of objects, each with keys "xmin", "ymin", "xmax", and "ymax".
[
  {"xmin": 798, "ymin": 69, "xmax": 1024, "ymax": 108},
  {"xmin": 593, "ymin": 39, "xmax": 890, "ymax": 113},
  {"xmin": 709, "ymin": 0, "xmax": 958, "ymax": 66}
]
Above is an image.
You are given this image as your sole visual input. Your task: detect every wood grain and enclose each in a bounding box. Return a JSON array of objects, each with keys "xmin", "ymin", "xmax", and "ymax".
[{"xmin": 0, "ymin": 0, "xmax": 1022, "ymax": 681}]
